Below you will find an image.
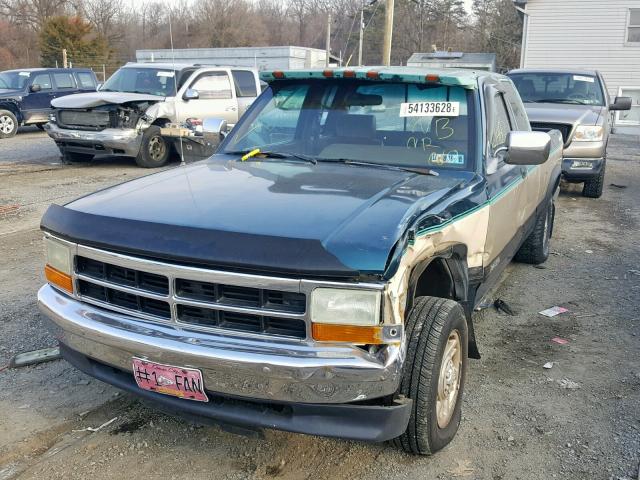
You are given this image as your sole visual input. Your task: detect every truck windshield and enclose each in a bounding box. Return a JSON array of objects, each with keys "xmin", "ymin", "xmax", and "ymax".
[
  {"xmin": 0, "ymin": 71, "xmax": 30, "ymax": 90},
  {"xmin": 102, "ymin": 67, "xmax": 177, "ymax": 96},
  {"xmin": 222, "ymin": 80, "xmax": 475, "ymax": 171},
  {"xmin": 508, "ymin": 72, "xmax": 605, "ymax": 106}
]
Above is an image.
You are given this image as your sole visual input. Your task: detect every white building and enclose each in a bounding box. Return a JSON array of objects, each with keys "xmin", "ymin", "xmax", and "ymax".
[
  {"xmin": 516, "ymin": 0, "xmax": 640, "ymax": 131},
  {"xmin": 136, "ymin": 46, "xmax": 339, "ymax": 72}
]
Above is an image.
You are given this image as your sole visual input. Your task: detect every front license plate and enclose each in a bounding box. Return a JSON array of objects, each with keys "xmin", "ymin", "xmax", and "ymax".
[{"xmin": 132, "ymin": 358, "xmax": 209, "ymax": 402}]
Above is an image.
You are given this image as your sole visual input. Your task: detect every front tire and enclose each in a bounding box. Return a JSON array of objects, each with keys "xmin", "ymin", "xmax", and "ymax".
[
  {"xmin": 582, "ymin": 162, "xmax": 605, "ymax": 198},
  {"xmin": 393, "ymin": 297, "xmax": 468, "ymax": 455},
  {"xmin": 0, "ymin": 110, "xmax": 18, "ymax": 138},
  {"xmin": 136, "ymin": 126, "xmax": 170, "ymax": 168},
  {"xmin": 514, "ymin": 198, "xmax": 554, "ymax": 265}
]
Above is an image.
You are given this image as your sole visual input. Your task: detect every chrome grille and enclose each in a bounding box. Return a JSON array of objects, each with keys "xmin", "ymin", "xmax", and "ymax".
[
  {"xmin": 73, "ymin": 247, "xmax": 309, "ymax": 340},
  {"xmin": 58, "ymin": 110, "xmax": 112, "ymax": 131}
]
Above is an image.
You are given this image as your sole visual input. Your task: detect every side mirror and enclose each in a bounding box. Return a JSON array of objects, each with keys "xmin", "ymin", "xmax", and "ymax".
[
  {"xmin": 96, "ymin": 83, "xmax": 103, "ymax": 91},
  {"xmin": 29, "ymin": 84, "xmax": 41, "ymax": 93},
  {"xmin": 184, "ymin": 88, "xmax": 199, "ymax": 101},
  {"xmin": 610, "ymin": 96, "xmax": 632, "ymax": 111},
  {"xmin": 202, "ymin": 118, "xmax": 228, "ymax": 146},
  {"xmin": 501, "ymin": 131, "xmax": 551, "ymax": 166}
]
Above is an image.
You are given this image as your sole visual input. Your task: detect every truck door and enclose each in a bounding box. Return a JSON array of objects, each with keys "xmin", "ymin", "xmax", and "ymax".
[
  {"xmin": 21, "ymin": 72, "xmax": 54, "ymax": 124},
  {"xmin": 482, "ymin": 84, "xmax": 526, "ymax": 275},
  {"xmin": 178, "ymin": 70, "xmax": 238, "ymax": 125}
]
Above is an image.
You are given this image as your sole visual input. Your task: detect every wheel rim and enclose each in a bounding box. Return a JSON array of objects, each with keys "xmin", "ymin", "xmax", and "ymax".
[
  {"xmin": 0, "ymin": 115, "xmax": 15, "ymax": 134},
  {"xmin": 148, "ymin": 135, "xmax": 166, "ymax": 161},
  {"xmin": 436, "ymin": 329, "xmax": 462, "ymax": 429}
]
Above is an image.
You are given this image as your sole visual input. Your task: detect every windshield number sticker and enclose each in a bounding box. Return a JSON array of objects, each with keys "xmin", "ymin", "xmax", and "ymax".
[
  {"xmin": 400, "ymin": 102, "xmax": 460, "ymax": 117},
  {"xmin": 573, "ymin": 75, "xmax": 594, "ymax": 83},
  {"xmin": 429, "ymin": 152, "xmax": 465, "ymax": 165},
  {"xmin": 157, "ymin": 71, "xmax": 175, "ymax": 78}
]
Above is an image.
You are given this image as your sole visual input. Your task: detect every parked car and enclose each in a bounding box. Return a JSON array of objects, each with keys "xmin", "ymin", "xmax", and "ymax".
[
  {"xmin": 38, "ymin": 67, "xmax": 562, "ymax": 455},
  {"xmin": 0, "ymin": 67, "xmax": 98, "ymax": 139},
  {"xmin": 507, "ymin": 69, "xmax": 631, "ymax": 198},
  {"xmin": 45, "ymin": 63, "xmax": 261, "ymax": 167}
]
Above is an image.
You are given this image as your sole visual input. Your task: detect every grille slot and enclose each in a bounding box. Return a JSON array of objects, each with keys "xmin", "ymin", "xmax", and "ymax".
[
  {"xmin": 77, "ymin": 256, "xmax": 169, "ymax": 295},
  {"xmin": 57, "ymin": 109, "xmax": 111, "ymax": 131},
  {"xmin": 530, "ymin": 122, "xmax": 572, "ymax": 145},
  {"xmin": 176, "ymin": 305, "xmax": 306, "ymax": 339},
  {"xmin": 78, "ymin": 279, "xmax": 171, "ymax": 319},
  {"xmin": 176, "ymin": 278, "xmax": 305, "ymax": 314}
]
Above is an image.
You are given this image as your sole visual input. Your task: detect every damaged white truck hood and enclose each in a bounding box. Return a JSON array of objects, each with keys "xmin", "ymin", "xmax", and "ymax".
[{"xmin": 51, "ymin": 91, "xmax": 165, "ymax": 108}]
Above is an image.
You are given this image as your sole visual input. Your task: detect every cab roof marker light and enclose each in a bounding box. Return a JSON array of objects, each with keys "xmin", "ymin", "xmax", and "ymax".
[
  {"xmin": 343, "ymin": 70, "xmax": 356, "ymax": 78},
  {"xmin": 322, "ymin": 69, "xmax": 334, "ymax": 78},
  {"xmin": 426, "ymin": 74, "xmax": 440, "ymax": 83},
  {"xmin": 272, "ymin": 71, "xmax": 285, "ymax": 79},
  {"xmin": 366, "ymin": 71, "xmax": 380, "ymax": 80}
]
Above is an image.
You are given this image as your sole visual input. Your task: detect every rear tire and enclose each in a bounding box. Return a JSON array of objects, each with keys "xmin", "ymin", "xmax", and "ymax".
[
  {"xmin": 393, "ymin": 296, "xmax": 468, "ymax": 455},
  {"xmin": 582, "ymin": 162, "xmax": 605, "ymax": 198},
  {"xmin": 36, "ymin": 123, "xmax": 46, "ymax": 131},
  {"xmin": 0, "ymin": 110, "xmax": 18, "ymax": 138},
  {"xmin": 135, "ymin": 126, "xmax": 170, "ymax": 168},
  {"xmin": 514, "ymin": 198, "xmax": 553, "ymax": 264}
]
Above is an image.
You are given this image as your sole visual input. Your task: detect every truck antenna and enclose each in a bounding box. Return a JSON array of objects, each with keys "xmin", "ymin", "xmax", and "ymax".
[{"xmin": 168, "ymin": 9, "xmax": 185, "ymax": 166}]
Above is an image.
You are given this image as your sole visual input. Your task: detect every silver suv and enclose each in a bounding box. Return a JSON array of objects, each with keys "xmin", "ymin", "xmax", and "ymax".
[{"xmin": 508, "ymin": 69, "xmax": 631, "ymax": 198}]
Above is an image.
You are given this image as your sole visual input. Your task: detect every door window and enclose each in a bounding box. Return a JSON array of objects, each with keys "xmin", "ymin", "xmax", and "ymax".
[
  {"xmin": 31, "ymin": 73, "xmax": 52, "ymax": 90},
  {"xmin": 501, "ymin": 81, "xmax": 530, "ymax": 131},
  {"xmin": 232, "ymin": 70, "xmax": 257, "ymax": 97},
  {"xmin": 190, "ymin": 73, "xmax": 233, "ymax": 99},
  {"xmin": 76, "ymin": 72, "xmax": 96, "ymax": 89},
  {"xmin": 53, "ymin": 72, "xmax": 76, "ymax": 89},
  {"xmin": 489, "ymin": 94, "xmax": 512, "ymax": 155}
]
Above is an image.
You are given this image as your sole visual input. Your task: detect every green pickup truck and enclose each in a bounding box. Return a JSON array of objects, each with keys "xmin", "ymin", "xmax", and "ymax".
[{"xmin": 39, "ymin": 67, "xmax": 562, "ymax": 455}]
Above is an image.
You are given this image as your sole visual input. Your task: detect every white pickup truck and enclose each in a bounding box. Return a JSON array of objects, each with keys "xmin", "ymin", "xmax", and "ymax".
[{"xmin": 45, "ymin": 63, "xmax": 261, "ymax": 167}]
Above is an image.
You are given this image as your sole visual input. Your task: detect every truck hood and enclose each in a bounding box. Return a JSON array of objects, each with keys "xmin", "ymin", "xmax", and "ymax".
[
  {"xmin": 41, "ymin": 156, "xmax": 476, "ymax": 278},
  {"xmin": 51, "ymin": 91, "xmax": 164, "ymax": 109},
  {"xmin": 523, "ymin": 102, "xmax": 605, "ymax": 126}
]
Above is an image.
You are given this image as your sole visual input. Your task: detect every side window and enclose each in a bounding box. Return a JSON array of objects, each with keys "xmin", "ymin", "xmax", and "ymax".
[
  {"xmin": 31, "ymin": 73, "xmax": 52, "ymax": 90},
  {"xmin": 190, "ymin": 72, "xmax": 233, "ymax": 100},
  {"xmin": 487, "ymin": 93, "xmax": 513, "ymax": 174},
  {"xmin": 76, "ymin": 72, "xmax": 96, "ymax": 89},
  {"xmin": 501, "ymin": 82, "xmax": 530, "ymax": 131},
  {"xmin": 53, "ymin": 72, "xmax": 76, "ymax": 89},
  {"xmin": 232, "ymin": 70, "xmax": 257, "ymax": 97}
]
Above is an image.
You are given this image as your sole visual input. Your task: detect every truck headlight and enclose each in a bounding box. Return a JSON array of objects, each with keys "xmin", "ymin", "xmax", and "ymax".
[
  {"xmin": 574, "ymin": 125, "xmax": 604, "ymax": 142},
  {"xmin": 310, "ymin": 288, "xmax": 393, "ymax": 344},
  {"xmin": 44, "ymin": 237, "xmax": 73, "ymax": 293}
]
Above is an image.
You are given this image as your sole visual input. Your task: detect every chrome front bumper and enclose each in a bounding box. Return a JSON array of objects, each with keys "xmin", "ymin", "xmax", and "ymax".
[
  {"xmin": 38, "ymin": 285, "xmax": 404, "ymax": 404},
  {"xmin": 45, "ymin": 123, "xmax": 143, "ymax": 157}
]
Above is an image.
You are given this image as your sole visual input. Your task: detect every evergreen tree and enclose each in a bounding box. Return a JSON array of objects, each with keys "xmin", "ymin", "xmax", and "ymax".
[{"xmin": 39, "ymin": 15, "xmax": 110, "ymax": 67}]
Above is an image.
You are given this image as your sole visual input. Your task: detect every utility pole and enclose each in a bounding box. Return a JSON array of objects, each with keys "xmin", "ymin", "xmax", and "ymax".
[
  {"xmin": 325, "ymin": 13, "xmax": 331, "ymax": 67},
  {"xmin": 62, "ymin": 49, "xmax": 68, "ymax": 68},
  {"xmin": 358, "ymin": 4, "xmax": 364, "ymax": 66},
  {"xmin": 382, "ymin": 0, "xmax": 394, "ymax": 66}
]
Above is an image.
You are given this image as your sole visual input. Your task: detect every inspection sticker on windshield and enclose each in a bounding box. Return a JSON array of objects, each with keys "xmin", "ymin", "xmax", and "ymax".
[
  {"xmin": 157, "ymin": 71, "xmax": 175, "ymax": 77},
  {"xmin": 429, "ymin": 152, "xmax": 465, "ymax": 165},
  {"xmin": 573, "ymin": 75, "xmax": 594, "ymax": 83},
  {"xmin": 400, "ymin": 102, "xmax": 460, "ymax": 117}
]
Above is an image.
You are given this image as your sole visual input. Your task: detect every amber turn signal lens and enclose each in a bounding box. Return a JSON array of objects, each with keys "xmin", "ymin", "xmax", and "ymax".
[
  {"xmin": 312, "ymin": 323, "xmax": 384, "ymax": 344},
  {"xmin": 45, "ymin": 264, "xmax": 73, "ymax": 293}
]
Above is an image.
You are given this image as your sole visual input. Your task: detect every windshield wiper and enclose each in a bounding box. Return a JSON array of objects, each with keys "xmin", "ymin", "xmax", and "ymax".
[
  {"xmin": 532, "ymin": 98, "xmax": 587, "ymax": 105},
  {"xmin": 316, "ymin": 158, "xmax": 439, "ymax": 176},
  {"xmin": 226, "ymin": 149, "xmax": 317, "ymax": 165}
]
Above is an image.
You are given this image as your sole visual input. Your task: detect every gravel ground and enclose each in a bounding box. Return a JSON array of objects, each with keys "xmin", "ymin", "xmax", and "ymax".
[{"xmin": 0, "ymin": 131, "xmax": 638, "ymax": 480}]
